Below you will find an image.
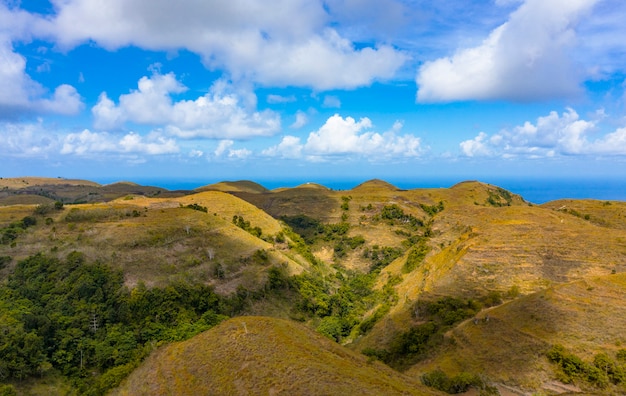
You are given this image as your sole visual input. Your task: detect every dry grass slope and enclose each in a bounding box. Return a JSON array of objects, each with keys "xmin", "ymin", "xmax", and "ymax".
[
  {"xmin": 111, "ymin": 316, "xmax": 441, "ymax": 396},
  {"xmin": 1, "ymin": 190, "xmax": 307, "ymax": 291},
  {"xmin": 407, "ymin": 273, "xmax": 626, "ymax": 394}
]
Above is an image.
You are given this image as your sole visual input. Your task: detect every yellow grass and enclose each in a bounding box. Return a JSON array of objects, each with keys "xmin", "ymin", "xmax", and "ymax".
[
  {"xmin": 111, "ymin": 316, "xmax": 442, "ymax": 396},
  {"xmin": 406, "ymin": 273, "xmax": 626, "ymax": 393}
]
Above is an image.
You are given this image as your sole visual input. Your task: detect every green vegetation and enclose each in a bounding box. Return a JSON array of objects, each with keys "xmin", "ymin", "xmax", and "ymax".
[
  {"xmin": 280, "ymin": 214, "xmax": 365, "ymax": 261},
  {"xmin": 1, "ymin": 216, "xmax": 37, "ymax": 245},
  {"xmin": 379, "ymin": 204, "xmax": 424, "ymax": 230},
  {"xmin": 33, "ymin": 201, "xmax": 64, "ymax": 215},
  {"xmin": 364, "ymin": 297, "xmax": 481, "ymax": 369},
  {"xmin": 419, "ymin": 201, "xmax": 444, "ymax": 217},
  {"xmin": 232, "ymin": 215, "xmax": 262, "ymax": 237},
  {"xmin": 184, "ymin": 203, "xmax": 207, "ymax": 213},
  {"xmin": 486, "ymin": 187, "xmax": 513, "ymax": 207},
  {"xmin": 63, "ymin": 207, "xmax": 144, "ymax": 223},
  {"xmin": 546, "ymin": 344, "xmax": 626, "ymax": 388},
  {"xmin": 286, "ymin": 269, "xmax": 397, "ymax": 343},
  {"xmin": 0, "ymin": 256, "xmax": 10, "ymax": 270},
  {"xmin": 402, "ymin": 239, "xmax": 430, "ymax": 273},
  {"xmin": 363, "ymin": 245, "xmax": 403, "ymax": 272},
  {"xmin": 421, "ymin": 369, "xmax": 498, "ymax": 395},
  {"xmin": 0, "ymin": 252, "xmax": 229, "ymax": 394}
]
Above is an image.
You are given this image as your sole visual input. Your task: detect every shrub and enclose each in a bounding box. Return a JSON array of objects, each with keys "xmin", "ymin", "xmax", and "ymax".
[
  {"xmin": 185, "ymin": 203, "xmax": 207, "ymax": 212},
  {"xmin": 402, "ymin": 240, "xmax": 430, "ymax": 273},
  {"xmin": 317, "ymin": 316, "xmax": 344, "ymax": 342},
  {"xmin": 421, "ymin": 370, "xmax": 483, "ymax": 394}
]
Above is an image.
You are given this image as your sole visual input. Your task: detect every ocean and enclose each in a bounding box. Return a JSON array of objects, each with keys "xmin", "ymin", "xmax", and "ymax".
[{"xmin": 98, "ymin": 176, "xmax": 626, "ymax": 204}]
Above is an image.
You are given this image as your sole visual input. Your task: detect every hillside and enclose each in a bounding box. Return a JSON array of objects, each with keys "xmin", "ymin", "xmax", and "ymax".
[
  {"xmin": 111, "ymin": 316, "xmax": 440, "ymax": 396},
  {"xmin": 0, "ymin": 176, "xmax": 182, "ymax": 206},
  {"xmin": 195, "ymin": 180, "xmax": 269, "ymax": 194},
  {"xmin": 406, "ymin": 273, "xmax": 626, "ymax": 394},
  {"xmin": 2, "ymin": 177, "xmax": 626, "ymax": 395},
  {"xmin": 0, "ymin": 190, "xmax": 310, "ymax": 291}
]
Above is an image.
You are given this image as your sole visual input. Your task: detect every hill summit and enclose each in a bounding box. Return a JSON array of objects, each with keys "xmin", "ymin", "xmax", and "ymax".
[{"xmin": 112, "ymin": 316, "xmax": 438, "ymax": 395}]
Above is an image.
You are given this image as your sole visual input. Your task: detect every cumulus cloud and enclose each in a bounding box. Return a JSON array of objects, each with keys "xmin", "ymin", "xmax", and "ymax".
[
  {"xmin": 460, "ymin": 108, "xmax": 626, "ymax": 158},
  {"xmin": 262, "ymin": 135, "xmax": 303, "ymax": 159},
  {"xmin": 47, "ymin": 0, "xmax": 407, "ymax": 90},
  {"xmin": 38, "ymin": 84, "xmax": 83, "ymax": 115},
  {"xmin": 263, "ymin": 114, "xmax": 423, "ymax": 161},
  {"xmin": 213, "ymin": 139, "xmax": 251, "ymax": 159},
  {"xmin": 92, "ymin": 73, "xmax": 281, "ymax": 139},
  {"xmin": 0, "ymin": 37, "xmax": 36, "ymax": 112},
  {"xmin": 61, "ymin": 130, "xmax": 179, "ymax": 156},
  {"xmin": 0, "ymin": 37, "xmax": 83, "ymax": 118},
  {"xmin": 416, "ymin": 0, "xmax": 598, "ymax": 102}
]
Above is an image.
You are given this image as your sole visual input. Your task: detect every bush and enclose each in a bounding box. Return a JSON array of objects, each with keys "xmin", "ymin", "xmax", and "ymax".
[
  {"xmin": 0, "ymin": 385, "xmax": 17, "ymax": 396},
  {"xmin": 0, "ymin": 256, "xmax": 11, "ymax": 270},
  {"xmin": 185, "ymin": 203, "xmax": 207, "ymax": 212},
  {"xmin": 317, "ymin": 316, "xmax": 344, "ymax": 342},
  {"xmin": 402, "ymin": 240, "xmax": 429, "ymax": 273},
  {"xmin": 421, "ymin": 370, "xmax": 483, "ymax": 394},
  {"xmin": 547, "ymin": 345, "xmax": 625, "ymax": 387}
]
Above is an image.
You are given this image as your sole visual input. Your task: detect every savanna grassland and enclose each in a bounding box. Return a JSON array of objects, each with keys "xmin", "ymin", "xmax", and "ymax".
[{"xmin": 1, "ymin": 176, "xmax": 626, "ymax": 395}]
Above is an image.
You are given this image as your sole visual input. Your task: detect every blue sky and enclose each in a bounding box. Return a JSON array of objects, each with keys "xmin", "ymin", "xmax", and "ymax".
[{"xmin": 2, "ymin": 0, "xmax": 626, "ymax": 187}]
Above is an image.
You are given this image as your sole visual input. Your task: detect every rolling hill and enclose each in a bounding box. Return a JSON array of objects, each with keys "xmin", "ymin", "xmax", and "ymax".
[{"xmin": 1, "ymin": 177, "xmax": 626, "ymax": 395}]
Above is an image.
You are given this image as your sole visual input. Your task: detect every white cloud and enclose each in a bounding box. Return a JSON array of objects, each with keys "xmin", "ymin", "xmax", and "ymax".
[
  {"xmin": 0, "ymin": 37, "xmax": 36, "ymax": 111},
  {"xmin": 47, "ymin": 0, "xmax": 407, "ymax": 90},
  {"xmin": 290, "ymin": 111, "xmax": 308, "ymax": 129},
  {"xmin": 0, "ymin": 36, "xmax": 83, "ymax": 117},
  {"xmin": 228, "ymin": 148, "xmax": 252, "ymax": 159},
  {"xmin": 263, "ymin": 114, "xmax": 423, "ymax": 160},
  {"xmin": 267, "ymin": 94, "xmax": 296, "ymax": 104},
  {"xmin": 214, "ymin": 140, "xmax": 234, "ymax": 157},
  {"xmin": 213, "ymin": 139, "xmax": 251, "ymax": 159},
  {"xmin": 459, "ymin": 132, "xmax": 492, "ymax": 157},
  {"xmin": 322, "ymin": 95, "xmax": 341, "ymax": 108},
  {"xmin": 92, "ymin": 73, "xmax": 281, "ymax": 139},
  {"xmin": 262, "ymin": 135, "xmax": 303, "ymax": 159},
  {"xmin": 416, "ymin": 0, "xmax": 598, "ymax": 102},
  {"xmin": 0, "ymin": 120, "xmax": 58, "ymax": 157},
  {"xmin": 61, "ymin": 129, "xmax": 178, "ymax": 156},
  {"xmin": 189, "ymin": 149, "xmax": 204, "ymax": 158},
  {"xmin": 459, "ymin": 108, "xmax": 626, "ymax": 158},
  {"xmin": 119, "ymin": 132, "xmax": 179, "ymax": 155},
  {"xmin": 38, "ymin": 84, "xmax": 83, "ymax": 115}
]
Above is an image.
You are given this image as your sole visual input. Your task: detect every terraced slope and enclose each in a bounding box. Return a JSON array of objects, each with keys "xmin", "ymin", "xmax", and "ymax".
[{"xmin": 111, "ymin": 316, "xmax": 441, "ymax": 396}]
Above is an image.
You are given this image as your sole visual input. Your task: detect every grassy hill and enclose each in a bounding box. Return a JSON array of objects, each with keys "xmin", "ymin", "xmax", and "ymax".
[
  {"xmin": 2, "ymin": 177, "xmax": 626, "ymax": 395},
  {"xmin": 0, "ymin": 176, "xmax": 182, "ymax": 206},
  {"xmin": 195, "ymin": 180, "xmax": 269, "ymax": 194},
  {"xmin": 111, "ymin": 316, "xmax": 441, "ymax": 396},
  {"xmin": 0, "ymin": 190, "xmax": 310, "ymax": 292}
]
